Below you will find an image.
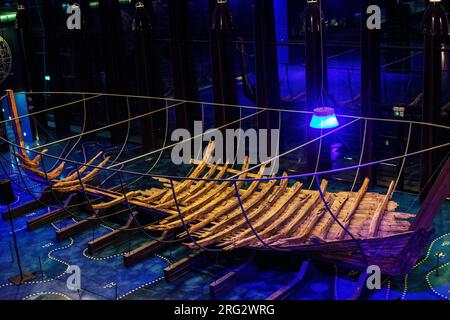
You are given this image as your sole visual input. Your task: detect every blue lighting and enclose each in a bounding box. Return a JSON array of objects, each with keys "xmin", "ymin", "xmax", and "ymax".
[
  {"xmin": 309, "ymin": 107, "xmax": 339, "ymax": 129},
  {"xmin": 44, "ymin": 75, "xmax": 51, "ymax": 81}
]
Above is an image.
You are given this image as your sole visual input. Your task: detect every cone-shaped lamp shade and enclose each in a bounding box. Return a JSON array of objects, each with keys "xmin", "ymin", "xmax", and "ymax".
[{"xmin": 310, "ymin": 107, "xmax": 339, "ymax": 129}]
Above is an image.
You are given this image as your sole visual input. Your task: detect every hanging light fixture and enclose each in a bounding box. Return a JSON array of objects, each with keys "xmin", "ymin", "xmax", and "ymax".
[
  {"xmin": 132, "ymin": 1, "xmax": 151, "ymax": 32},
  {"xmin": 211, "ymin": 0, "xmax": 233, "ymax": 31},
  {"xmin": 310, "ymin": 107, "xmax": 339, "ymax": 129}
]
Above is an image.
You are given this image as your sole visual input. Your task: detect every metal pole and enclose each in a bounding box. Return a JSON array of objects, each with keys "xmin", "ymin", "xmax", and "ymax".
[
  {"xmin": 8, "ymin": 241, "xmax": 14, "ymax": 263},
  {"xmin": 38, "ymin": 256, "xmax": 44, "ymax": 281},
  {"xmin": 7, "ymin": 204, "xmax": 24, "ymax": 282}
]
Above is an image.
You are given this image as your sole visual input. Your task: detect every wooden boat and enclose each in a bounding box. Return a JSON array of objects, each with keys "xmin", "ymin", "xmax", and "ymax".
[
  {"xmin": 4, "ymin": 90, "xmax": 448, "ymax": 277},
  {"xmin": 17, "ymin": 149, "xmax": 110, "ymax": 192},
  {"xmin": 18, "ymin": 138, "xmax": 440, "ymax": 276},
  {"xmin": 136, "ymin": 152, "xmax": 449, "ymax": 276}
]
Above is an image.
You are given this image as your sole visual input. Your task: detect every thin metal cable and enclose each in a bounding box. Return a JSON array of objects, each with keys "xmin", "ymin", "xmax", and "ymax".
[
  {"xmin": 393, "ymin": 122, "xmax": 413, "ymax": 193},
  {"xmin": 351, "ymin": 119, "xmax": 368, "ymax": 192},
  {"xmin": 1, "ymin": 133, "xmax": 449, "ymax": 183},
  {"xmin": 308, "ymin": 128, "xmax": 323, "ymax": 190},
  {"xmin": 315, "ymin": 175, "xmax": 369, "ymax": 266},
  {"xmin": 169, "ymin": 178, "xmax": 223, "ymax": 252},
  {"xmin": 232, "ymin": 181, "xmax": 288, "ymax": 251},
  {"xmin": 31, "ymin": 101, "xmax": 183, "ymax": 151},
  {"xmin": 123, "ymin": 99, "xmax": 170, "ymax": 187},
  {"xmin": 5, "ymin": 92, "xmax": 450, "ymax": 130},
  {"xmin": 109, "ymin": 109, "xmax": 265, "ymax": 168}
]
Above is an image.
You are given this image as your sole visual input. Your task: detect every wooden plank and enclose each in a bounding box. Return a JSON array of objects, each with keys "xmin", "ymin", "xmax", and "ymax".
[
  {"xmin": 164, "ymin": 250, "xmax": 211, "ymax": 282},
  {"xmin": 185, "ymin": 178, "xmax": 279, "ymax": 248},
  {"xmin": 313, "ymin": 193, "xmax": 349, "ymax": 241},
  {"xmin": 262, "ymin": 180, "xmax": 328, "ymax": 246},
  {"xmin": 367, "ymin": 180, "xmax": 395, "ymax": 238},
  {"xmin": 278, "ymin": 193, "xmax": 335, "ymax": 245},
  {"xmin": 58, "ymin": 151, "xmax": 103, "ymax": 182},
  {"xmin": 223, "ymin": 182, "xmax": 302, "ymax": 250},
  {"xmin": 89, "ymin": 228, "xmax": 139, "ymax": 255},
  {"xmin": 52, "ymin": 157, "xmax": 110, "ymax": 190},
  {"xmin": 91, "ymin": 191, "xmax": 141, "ymax": 210},
  {"xmin": 150, "ymin": 158, "xmax": 251, "ymax": 230},
  {"xmin": 202, "ymin": 162, "xmax": 261, "ymax": 179},
  {"xmin": 27, "ymin": 193, "xmax": 80, "ymax": 230},
  {"xmin": 334, "ymin": 178, "xmax": 369, "ymax": 240},
  {"xmin": 154, "ymin": 141, "xmax": 215, "ymax": 204},
  {"xmin": 56, "ymin": 216, "xmax": 99, "ymax": 242},
  {"xmin": 179, "ymin": 165, "xmax": 269, "ymax": 237},
  {"xmin": 209, "ymin": 254, "xmax": 255, "ymax": 299},
  {"xmin": 153, "ymin": 163, "xmax": 219, "ymax": 209},
  {"xmin": 88, "ymin": 214, "xmax": 140, "ymax": 254},
  {"xmin": 123, "ymin": 231, "xmax": 176, "ymax": 267},
  {"xmin": 266, "ymin": 260, "xmax": 311, "ymax": 300},
  {"xmin": 246, "ymin": 189, "xmax": 314, "ymax": 247},
  {"xmin": 182, "ymin": 163, "xmax": 229, "ymax": 203}
]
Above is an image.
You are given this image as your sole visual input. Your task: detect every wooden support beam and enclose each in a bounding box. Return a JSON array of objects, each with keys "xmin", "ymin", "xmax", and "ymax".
[
  {"xmin": 266, "ymin": 260, "xmax": 311, "ymax": 300},
  {"xmin": 411, "ymin": 155, "xmax": 450, "ymax": 231},
  {"xmin": 349, "ymin": 272, "xmax": 371, "ymax": 300},
  {"xmin": 123, "ymin": 231, "xmax": 176, "ymax": 268},
  {"xmin": 164, "ymin": 250, "xmax": 211, "ymax": 283},
  {"xmin": 56, "ymin": 215, "xmax": 99, "ymax": 242},
  {"xmin": 87, "ymin": 210, "xmax": 142, "ymax": 255},
  {"xmin": 209, "ymin": 254, "xmax": 255, "ymax": 299},
  {"xmin": 88, "ymin": 228, "xmax": 138, "ymax": 255},
  {"xmin": 2, "ymin": 187, "xmax": 53, "ymax": 221},
  {"xmin": 203, "ymin": 162, "xmax": 261, "ymax": 179},
  {"xmin": 27, "ymin": 193, "xmax": 80, "ymax": 230}
]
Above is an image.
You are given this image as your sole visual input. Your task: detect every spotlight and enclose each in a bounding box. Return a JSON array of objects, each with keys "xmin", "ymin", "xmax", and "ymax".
[{"xmin": 310, "ymin": 107, "xmax": 339, "ymax": 129}]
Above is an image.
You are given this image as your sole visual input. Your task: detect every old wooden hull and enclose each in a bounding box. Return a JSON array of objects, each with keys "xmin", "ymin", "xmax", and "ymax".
[{"xmin": 251, "ymin": 229, "xmax": 434, "ymax": 276}]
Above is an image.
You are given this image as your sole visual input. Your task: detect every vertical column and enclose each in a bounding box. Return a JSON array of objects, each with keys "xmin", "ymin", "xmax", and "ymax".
[
  {"xmin": 43, "ymin": 0, "xmax": 70, "ymax": 135},
  {"xmin": 420, "ymin": 0, "xmax": 449, "ymax": 202},
  {"xmin": 15, "ymin": 0, "xmax": 39, "ymax": 140},
  {"xmin": 99, "ymin": 0, "xmax": 128, "ymax": 144},
  {"xmin": 209, "ymin": 0, "xmax": 238, "ymax": 127},
  {"xmin": 132, "ymin": 0, "xmax": 164, "ymax": 149},
  {"xmin": 254, "ymin": 0, "xmax": 280, "ymax": 129},
  {"xmin": 360, "ymin": 0, "xmax": 381, "ymax": 184},
  {"xmin": 304, "ymin": 0, "xmax": 327, "ymax": 172},
  {"xmin": 72, "ymin": 0, "xmax": 95, "ymax": 133},
  {"xmin": 168, "ymin": 0, "xmax": 201, "ymax": 131}
]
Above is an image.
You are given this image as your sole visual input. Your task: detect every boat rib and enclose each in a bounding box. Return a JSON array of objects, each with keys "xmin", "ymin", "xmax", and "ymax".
[
  {"xmin": 195, "ymin": 175, "xmax": 292, "ymax": 249},
  {"xmin": 333, "ymin": 178, "xmax": 369, "ymax": 240},
  {"xmin": 367, "ymin": 180, "xmax": 395, "ymax": 238},
  {"xmin": 221, "ymin": 180, "xmax": 302, "ymax": 250}
]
